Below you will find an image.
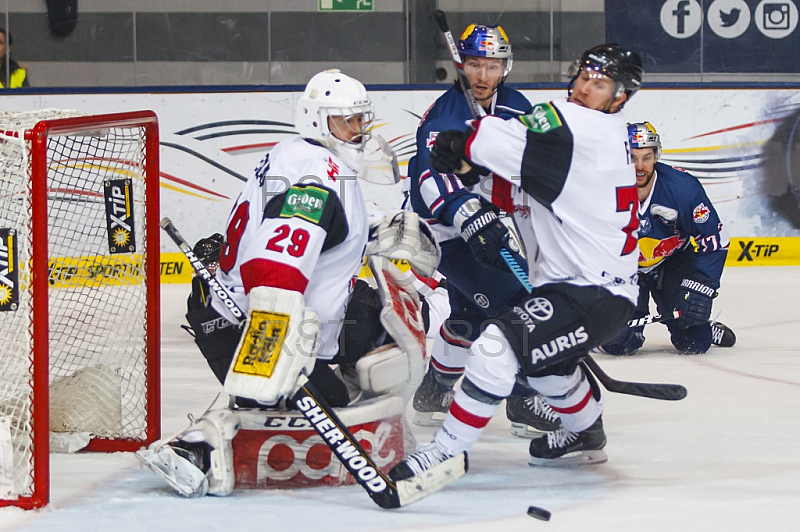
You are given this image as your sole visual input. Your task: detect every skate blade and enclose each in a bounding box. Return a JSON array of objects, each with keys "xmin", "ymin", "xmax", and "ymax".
[
  {"xmin": 528, "ymin": 449, "xmax": 608, "ymax": 467},
  {"xmin": 509, "ymin": 422, "xmax": 548, "ymax": 439},
  {"xmin": 396, "ymin": 452, "xmax": 468, "ymax": 507},
  {"xmin": 412, "ymin": 410, "xmax": 448, "ymax": 427}
]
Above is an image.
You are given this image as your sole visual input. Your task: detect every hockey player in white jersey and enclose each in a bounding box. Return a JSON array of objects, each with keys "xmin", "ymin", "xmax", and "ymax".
[
  {"xmin": 389, "ymin": 44, "xmax": 644, "ymax": 498},
  {"xmin": 138, "ymin": 70, "xmax": 436, "ymax": 498}
]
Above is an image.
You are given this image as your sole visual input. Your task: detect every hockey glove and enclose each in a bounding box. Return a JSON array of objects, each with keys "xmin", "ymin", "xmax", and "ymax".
[
  {"xmin": 675, "ymin": 278, "xmax": 716, "ymax": 328},
  {"xmin": 430, "ymin": 130, "xmax": 488, "ymax": 186},
  {"xmin": 459, "ymin": 208, "xmax": 521, "ymax": 272}
]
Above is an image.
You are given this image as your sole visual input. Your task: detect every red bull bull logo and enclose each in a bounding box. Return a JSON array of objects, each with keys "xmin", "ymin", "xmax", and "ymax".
[
  {"xmin": 639, "ymin": 235, "xmax": 685, "ymax": 268},
  {"xmin": 693, "ymin": 203, "xmax": 710, "ymax": 223}
]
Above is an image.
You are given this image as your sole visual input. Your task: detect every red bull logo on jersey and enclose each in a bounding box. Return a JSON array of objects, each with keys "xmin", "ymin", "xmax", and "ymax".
[
  {"xmin": 638, "ymin": 235, "xmax": 685, "ymax": 268},
  {"xmin": 693, "ymin": 203, "xmax": 710, "ymax": 223}
]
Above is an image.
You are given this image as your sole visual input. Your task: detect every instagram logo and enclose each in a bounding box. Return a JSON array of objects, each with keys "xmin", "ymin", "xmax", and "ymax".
[
  {"xmin": 764, "ymin": 2, "xmax": 790, "ymax": 29},
  {"xmin": 755, "ymin": 0, "xmax": 798, "ymax": 37}
]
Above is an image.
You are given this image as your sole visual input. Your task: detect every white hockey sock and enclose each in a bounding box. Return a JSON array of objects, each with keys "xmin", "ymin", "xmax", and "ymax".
[
  {"xmin": 526, "ymin": 368, "xmax": 602, "ymax": 433},
  {"xmin": 434, "ymin": 386, "xmax": 500, "ymax": 455},
  {"xmin": 429, "ymin": 325, "xmax": 472, "ymax": 383}
]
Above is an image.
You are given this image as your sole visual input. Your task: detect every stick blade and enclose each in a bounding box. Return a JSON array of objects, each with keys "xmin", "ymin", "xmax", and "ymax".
[
  {"xmin": 434, "ymin": 10, "xmax": 449, "ymax": 31},
  {"xmin": 396, "ymin": 452, "xmax": 468, "ymax": 507}
]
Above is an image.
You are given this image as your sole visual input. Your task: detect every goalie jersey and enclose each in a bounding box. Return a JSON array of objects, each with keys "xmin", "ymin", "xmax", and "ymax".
[
  {"xmin": 213, "ymin": 137, "xmax": 370, "ymax": 360},
  {"xmin": 464, "ymin": 97, "xmax": 639, "ymax": 304}
]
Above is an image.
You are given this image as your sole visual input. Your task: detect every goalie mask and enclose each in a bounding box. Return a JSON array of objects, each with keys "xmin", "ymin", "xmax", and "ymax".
[
  {"xmin": 458, "ymin": 24, "xmax": 513, "ymax": 83},
  {"xmin": 628, "ymin": 121, "xmax": 662, "ymax": 160},
  {"xmin": 295, "ymin": 69, "xmax": 375, "ymax": 171}
]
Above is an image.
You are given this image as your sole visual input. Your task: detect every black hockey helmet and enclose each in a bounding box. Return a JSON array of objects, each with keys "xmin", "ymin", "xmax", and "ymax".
[{"xmin": 567, "ymin": 43, "xmax": 643, "ymax": 102}]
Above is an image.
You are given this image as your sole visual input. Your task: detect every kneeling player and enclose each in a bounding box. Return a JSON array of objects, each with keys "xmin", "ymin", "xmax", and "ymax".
[{"xmin": 597, "ymin": 122, "xmax": 735, "ymax": 356}]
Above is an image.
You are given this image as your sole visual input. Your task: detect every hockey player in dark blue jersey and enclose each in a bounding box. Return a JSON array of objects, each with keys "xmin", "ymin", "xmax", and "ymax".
[
  {"xmin": 405, "ymin": 24, "xmax": 560, "ymax": 436},
  {"xmin": 599, "ymin": 122, "xmax": 736, "ymax": 355}
]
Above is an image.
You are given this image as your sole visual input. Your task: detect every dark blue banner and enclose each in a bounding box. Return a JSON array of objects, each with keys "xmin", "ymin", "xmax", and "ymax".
[{"xmin": 606, "ymin": 0, "xmax": 800, "ymax": 73}]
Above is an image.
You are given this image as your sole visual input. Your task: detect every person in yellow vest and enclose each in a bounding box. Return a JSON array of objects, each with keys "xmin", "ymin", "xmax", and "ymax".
[{"xmin": 0, "ymin": 27, "xmax": 30, "ymax": 88}]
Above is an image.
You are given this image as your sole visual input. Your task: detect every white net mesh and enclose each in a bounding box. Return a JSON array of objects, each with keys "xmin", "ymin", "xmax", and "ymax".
[{"xmin": 0, "ymin": 109, "xmax": 156, "ymax": 503}]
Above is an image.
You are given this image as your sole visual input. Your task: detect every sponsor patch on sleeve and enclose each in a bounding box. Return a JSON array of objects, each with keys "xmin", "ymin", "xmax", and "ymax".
[
  {"xmin": 519, "ymin": 103, "xmax": 562, "ymax": 134},
  {"xmin": 280, "ymin": 185, "xmax": 329, "ymax": 224},
  {"xmin": 693, "ymin": 203, "xmax": 710, "ymax": 223}
]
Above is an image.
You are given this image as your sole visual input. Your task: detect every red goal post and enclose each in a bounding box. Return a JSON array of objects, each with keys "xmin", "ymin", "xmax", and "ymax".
[{"xmin": 0, "ymin": 110, "xmax": 161, "ymax": 509}]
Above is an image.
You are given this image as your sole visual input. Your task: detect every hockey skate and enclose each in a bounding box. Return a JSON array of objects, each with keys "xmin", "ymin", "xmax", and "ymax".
[
  {"xmin": 136, "ymin": 409, "xmax": 240, "ymax": 497},
  {"xmin": 711, "ymin": 321, "xmax": 736, "ymax": 348},
  {"xmin": 506, "ymin": 392, "xmax": 561, "ymax": 438},
  {"xmin": 528, "ymin": 416, "xmax": 607, "ymax": 467},
  {"xmin": 411, "ymin": 369, "xmax": 455, "ymax": 426}
]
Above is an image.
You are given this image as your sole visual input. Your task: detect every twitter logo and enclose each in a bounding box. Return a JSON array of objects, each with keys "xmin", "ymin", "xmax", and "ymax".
[
  {"xmin": 719, "ymin": 8, "xmax": 741, "ymax": 27},
  {"xmin": 708, "ymin": 0, "xmax": 750, "ymax": 38}
]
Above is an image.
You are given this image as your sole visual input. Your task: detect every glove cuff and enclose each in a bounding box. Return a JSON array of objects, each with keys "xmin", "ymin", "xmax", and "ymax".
[
  {"xmin": 460, "ymin": 209, "xmax": 499, "ymax": 241},
  {"xmin": 680, "ymin": 278, "xmax": 717, "ymax": 298}
]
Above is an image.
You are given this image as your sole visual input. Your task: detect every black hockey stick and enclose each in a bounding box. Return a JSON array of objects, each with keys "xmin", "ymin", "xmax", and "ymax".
[
  {"xmin": 628, "ymin": 310, "xmax": 680, "ymax": 328},
  {"xmin": 160, "ymin": 217, "xmax": 465, "ymax": 508},
  {"xmin": 434, "ymin": 9, "xmax": 483, "ymax": 121},
  {"xmin": 583, "ymin": 355, "xmax": 687, "ymax": 401}
]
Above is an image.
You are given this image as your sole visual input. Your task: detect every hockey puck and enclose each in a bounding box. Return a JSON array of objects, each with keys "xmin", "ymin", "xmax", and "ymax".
[{"xmin": 527, "ymin": 505, "xmax": 551, "ymax": 521}]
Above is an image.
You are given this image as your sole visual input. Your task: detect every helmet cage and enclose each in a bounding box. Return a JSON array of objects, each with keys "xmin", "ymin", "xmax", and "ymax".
[
  {"xmin": 627, "ymin": 121, "xmax": 662, "ymax": 160},
  {"xmin": 295, "ymin": 69, "xmax": 375, "ymax": 151}
]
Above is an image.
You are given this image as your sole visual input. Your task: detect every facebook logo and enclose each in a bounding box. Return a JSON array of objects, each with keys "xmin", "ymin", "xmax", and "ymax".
[
  {"xmin": 661, "ymin": 0, "xmax": 703, "ymax": 38},
  {"xmin": 674, "ymin": 0, "xmax": 691, "ymax": 32}
]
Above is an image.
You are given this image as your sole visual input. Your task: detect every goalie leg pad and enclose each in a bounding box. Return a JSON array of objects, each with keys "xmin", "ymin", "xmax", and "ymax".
[
  {"xmin": 224, "ymin": 286, "xmax": 320, "ymax": 404},
  {"xmin": 202, "ymin": 409, "xmax": 241, "ymax": 496},
  {"xmin": 355, "ymin": 345, "xmax": 411, "ymax": 395}
]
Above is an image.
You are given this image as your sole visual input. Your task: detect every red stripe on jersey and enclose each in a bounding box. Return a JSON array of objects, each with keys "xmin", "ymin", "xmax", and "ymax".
[
  {"xmin": 440, "ymin": 324, "xmax": 472, "ymax": 348},
  {"xmin": 240, "ymin": 258, "xmax": 309, "ymax": 294},
  {"xmin": 449, "ymin": 400, "xmax": 491, "ymax": 429},
  {"xmin": 430, "ymin": 197, "xmax": 444, "ymax": 213},
  {"xmin": 413, "ymin": 272, "xmax": 440, "ymax": 291},
  {"xmin": 491, "ymin": 178, "xmax": 514, "ymax": 213},
  {"xmin": 551, "ymin": 388, "xmax": 593, "ymax": 415},
  {"xmin": 430, "ymin": 357, "xmax": 464, "ymax": 375}
]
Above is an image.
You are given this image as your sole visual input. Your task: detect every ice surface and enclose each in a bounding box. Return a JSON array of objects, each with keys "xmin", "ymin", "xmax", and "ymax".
[{"xmin": 2, "ymin": 266, "xmax": 798, "ymax": 532}]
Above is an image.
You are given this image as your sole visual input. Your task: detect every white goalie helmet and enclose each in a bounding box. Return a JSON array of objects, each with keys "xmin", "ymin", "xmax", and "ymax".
[{"xmin": 295, "ymin": 69, "xmax": 375, "ymax": 169}]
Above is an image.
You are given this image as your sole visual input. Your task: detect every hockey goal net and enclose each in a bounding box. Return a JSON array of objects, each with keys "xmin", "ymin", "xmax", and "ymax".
[{"xmin": 0, "ymin": 110, "xmax": 161, "ymax": 509}]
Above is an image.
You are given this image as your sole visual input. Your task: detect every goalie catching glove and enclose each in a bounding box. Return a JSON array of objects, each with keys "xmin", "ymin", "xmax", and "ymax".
[
  {"xmin": 366, "ymin": 209, "xmax": 441, "ymax": 278},
  {"xmin": 223, "ymin": 286, "xmax": 321, "ymax": 404}
]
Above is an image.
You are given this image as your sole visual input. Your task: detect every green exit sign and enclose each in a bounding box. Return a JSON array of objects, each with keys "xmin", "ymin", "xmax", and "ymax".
[{"xmin": 319, "ymin": 0, "xmax": 373, "ymax": 11}]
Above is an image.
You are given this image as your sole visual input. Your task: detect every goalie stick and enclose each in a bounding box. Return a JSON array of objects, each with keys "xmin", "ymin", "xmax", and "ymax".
[
  {"xmin": 435, "ymin": 9, "xmax": 532, "ymax": 293},
  {"xmin": 160, "ymin": 217, "xmax": 464, "ymax": 508}
]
